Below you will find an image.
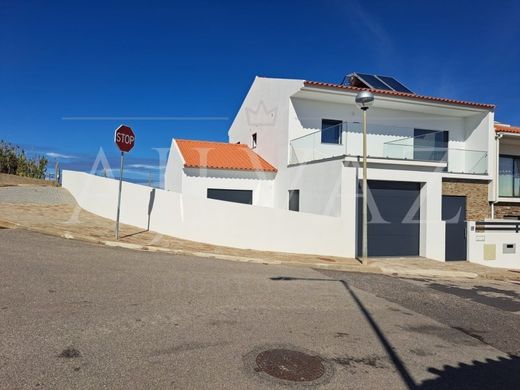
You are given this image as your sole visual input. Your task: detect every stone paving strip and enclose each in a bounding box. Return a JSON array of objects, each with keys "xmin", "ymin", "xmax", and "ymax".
[
  {"xmin": 0, "ymin": 186, "xmax": 75, "ymax": 205},
  {"xmin": 1, "ymin": 183, "xmax": 519, "ymax": 282}
]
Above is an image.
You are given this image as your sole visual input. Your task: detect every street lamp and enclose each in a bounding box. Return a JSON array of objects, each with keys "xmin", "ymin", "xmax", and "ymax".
[{"xmin": 356, "ymin": 91, "xmax": 374, "ymax": 266}]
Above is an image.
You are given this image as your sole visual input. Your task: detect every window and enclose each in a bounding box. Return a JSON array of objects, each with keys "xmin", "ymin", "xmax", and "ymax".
[
  {"xmin": 499, "ymin": 155, "xmax": 520, "ymax": 197},
  {"xmin": 207, "ymin": 189, "xmax": 253, "ymax": 205},
  {"xmin": 252, "ymin": 133, "xmax": 257, "ymax": 148},
  {"xmin": 288, "ymin": 190, "xmax": 299, "ymax": 212},
  {"xmin": 413, "ymin": 129, "xmax": 448, "ymax": 161},
  {"xmin": 321, "ymin": 119, "xmax": 342, "ymax": 144}
]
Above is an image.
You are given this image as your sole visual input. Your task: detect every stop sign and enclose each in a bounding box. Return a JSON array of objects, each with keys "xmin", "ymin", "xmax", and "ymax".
[{"xmin": 114, "ymin": 125, "xmax": 135, "ymax": 153}]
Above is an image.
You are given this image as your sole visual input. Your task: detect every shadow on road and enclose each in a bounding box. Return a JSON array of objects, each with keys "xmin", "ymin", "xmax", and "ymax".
[
  {"xmin": 418, "ymin": 355, "xmax": 520, "ymax": 389},
  {"xmin": 270, "ymin": 276, "xmax": 520, "ymax": 390}
]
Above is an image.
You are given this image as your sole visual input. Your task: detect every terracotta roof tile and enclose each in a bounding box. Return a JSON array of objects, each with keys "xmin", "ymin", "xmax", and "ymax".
[
  {"xmin": 495, "ymin": 124, "xmax": 520, "ymax": 134},
  {"xmin": 175, "ymin": 139, "xmax": 277, "ymax": 172},
  {"xmin": 304, "ymin": 80, "xmax": 495, "ymax": 110}
]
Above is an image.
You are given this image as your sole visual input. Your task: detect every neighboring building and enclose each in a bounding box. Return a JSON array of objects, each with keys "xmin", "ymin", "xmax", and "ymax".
[
  {"xmin": 165, "ymin": 73, "xmax": 518, "ymax": 262},
  {"xmin": 493, "ymin": 124, "xmax": 520, "ymax": 219}
]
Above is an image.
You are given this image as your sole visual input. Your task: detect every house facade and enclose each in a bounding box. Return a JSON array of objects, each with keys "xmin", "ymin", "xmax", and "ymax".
[
  {"xmin": 164, "ymin": 74, "xmax": 519, "ymax": 262},
  {"xmin": 494, "ymin": 124, "xmax": 520, "ymax": 219}
]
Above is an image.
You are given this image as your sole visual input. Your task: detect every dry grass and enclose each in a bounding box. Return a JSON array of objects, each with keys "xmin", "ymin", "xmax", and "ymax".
[{"xmin": 0, "ymin": 173, "xmax": 57, "ymax": 187}]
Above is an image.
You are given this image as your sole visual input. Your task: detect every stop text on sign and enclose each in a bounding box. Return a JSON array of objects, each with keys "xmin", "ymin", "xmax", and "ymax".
[{"xmin": 116, "ymin": 133, "xmax": 134, "ymax": 145}]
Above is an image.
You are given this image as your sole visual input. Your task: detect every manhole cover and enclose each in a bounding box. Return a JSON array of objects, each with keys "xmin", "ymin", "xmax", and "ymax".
[{"xmin": 255, "ymin": 348, "xmax": 325, "ymax": 382}]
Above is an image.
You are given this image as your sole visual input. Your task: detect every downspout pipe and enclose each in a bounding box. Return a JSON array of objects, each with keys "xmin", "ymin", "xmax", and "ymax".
[{"xmin": 492, "ymin": 133, "xmax": 504, "ymax": 219}]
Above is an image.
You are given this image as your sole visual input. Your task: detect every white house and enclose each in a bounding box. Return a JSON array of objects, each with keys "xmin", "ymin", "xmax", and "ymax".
[
  {"xmin": 62, "ymin": 72, "xmax": 520, "ymax": 266},
  {"xmin": 164, "ymin": 73, "xmax": 509, "ymax": 262}
]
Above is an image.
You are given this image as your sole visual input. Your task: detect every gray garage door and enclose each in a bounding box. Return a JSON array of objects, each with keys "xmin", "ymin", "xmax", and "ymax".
[
  {"xmin": 357, "ymin": 181, "xmax": 420, "ymax": 257},
  {"xmin": 207, "ymin": 189, "xmax": 253, "ymax": 205}
]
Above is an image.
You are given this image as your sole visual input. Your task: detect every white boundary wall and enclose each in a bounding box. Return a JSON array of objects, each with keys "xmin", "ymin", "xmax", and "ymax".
[
  {"xmin": 62, "ymin": 170, "xmax": 350, "ymax": 257},
  {"xmin": 467, "ymin": 221, "xmax": 520, "ymax": 269}
]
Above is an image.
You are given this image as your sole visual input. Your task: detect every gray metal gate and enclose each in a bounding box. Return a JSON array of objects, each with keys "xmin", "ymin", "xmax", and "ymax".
[{"xmin": 358, "ymin": 181, "xmax": 421, "ymax": 257}]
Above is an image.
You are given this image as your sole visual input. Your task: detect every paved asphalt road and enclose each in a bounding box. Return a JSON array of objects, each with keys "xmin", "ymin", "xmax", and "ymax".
[{"xmin": 1, "ymin": 229, "xmax": 520, "ymax": 390}]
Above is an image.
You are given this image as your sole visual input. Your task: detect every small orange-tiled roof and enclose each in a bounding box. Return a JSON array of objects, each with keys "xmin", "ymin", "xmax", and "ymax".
[
  {"xmin": 495, "ymin": 124, "xmax": 520, "ymax": 135},
  {"xmin": 175, "ymin": 139, "xmax": 277, "ymax": 172},
  {"xmin": 304, "ymin": 80, "xmax": 496, "ymax": 110}
]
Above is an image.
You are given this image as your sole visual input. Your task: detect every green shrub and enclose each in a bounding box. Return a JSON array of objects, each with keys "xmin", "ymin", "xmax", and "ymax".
[{"xmin": 0, "ymin": 141, "xmax": 48, "ymax": 179}]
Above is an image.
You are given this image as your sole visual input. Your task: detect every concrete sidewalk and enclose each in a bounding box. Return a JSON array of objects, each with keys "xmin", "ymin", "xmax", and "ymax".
[{"xmin": 1, "ymin": 182, "xmax": 520, "ymax": 282}]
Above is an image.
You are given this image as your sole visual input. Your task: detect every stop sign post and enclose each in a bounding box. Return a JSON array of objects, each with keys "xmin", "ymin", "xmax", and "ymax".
[{"xmin": 114, "ymin": 125, "xmax": 135, "ymax": 240}]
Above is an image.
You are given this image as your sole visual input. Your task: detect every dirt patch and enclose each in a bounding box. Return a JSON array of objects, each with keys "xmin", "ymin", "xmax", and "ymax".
[
  {"xmin": 58, "ymin": 347, "xmax": 81, "ymax": 358},
  {"xmin": 331, "ymin": 355, "xmax": 388, "ymax": 369}
]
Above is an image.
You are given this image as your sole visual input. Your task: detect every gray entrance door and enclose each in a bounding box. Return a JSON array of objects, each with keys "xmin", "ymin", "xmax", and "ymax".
[
  {"xmin": 442, "ymin": 196, "xmax": 467, "ymax": 261},
  {"xmin": 357, "ymin": 181, "xmax": 421, "ymax": 257}
]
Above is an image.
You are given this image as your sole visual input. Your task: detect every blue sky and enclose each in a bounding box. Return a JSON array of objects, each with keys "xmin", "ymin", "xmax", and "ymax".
[{"xmin": 1, "ymin": 0, "xmax": 519, "ymax": 183}]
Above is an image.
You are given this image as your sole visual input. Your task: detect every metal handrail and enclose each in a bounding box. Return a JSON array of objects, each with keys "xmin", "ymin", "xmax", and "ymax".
[{"xmin": 476, "ymin": 221, "xmax": 520, "ymax": 233}]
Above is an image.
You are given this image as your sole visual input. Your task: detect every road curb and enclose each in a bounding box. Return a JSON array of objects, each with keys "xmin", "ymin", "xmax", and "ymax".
[
  {"xmin": 2, "ymin": 222, "xmax": 517, "ymax": 282},
  {"xmin": 379, "ymin": 265, "xmax": 479, "ymax": 279}
]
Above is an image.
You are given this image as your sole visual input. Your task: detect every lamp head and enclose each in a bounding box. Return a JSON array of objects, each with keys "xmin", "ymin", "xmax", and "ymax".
[{"xmin": 356, "ymin": 91, "xmax": 375, "ymax": 111}]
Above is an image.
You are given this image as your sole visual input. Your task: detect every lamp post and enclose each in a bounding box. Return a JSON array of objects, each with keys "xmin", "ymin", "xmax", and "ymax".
[{"xmin": 356, "ymin": 91, "xmax": 375, "ymax": 266}]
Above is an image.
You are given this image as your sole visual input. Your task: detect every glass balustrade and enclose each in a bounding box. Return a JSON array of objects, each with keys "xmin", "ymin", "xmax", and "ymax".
[{"xmin": 289, "ymin": 122, "xmax": 488, "ymax": 175}]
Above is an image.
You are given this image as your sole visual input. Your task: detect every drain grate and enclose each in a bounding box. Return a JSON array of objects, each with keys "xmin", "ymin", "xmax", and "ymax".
[{"xmin": 255, "ymin": 348, "xmax": 325, "ymax": 382}]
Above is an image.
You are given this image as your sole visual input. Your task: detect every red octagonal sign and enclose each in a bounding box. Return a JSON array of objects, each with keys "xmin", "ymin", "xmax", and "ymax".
[{"xmin": 114, "ymin": 125, "xmax": 135, "ymax": 153}]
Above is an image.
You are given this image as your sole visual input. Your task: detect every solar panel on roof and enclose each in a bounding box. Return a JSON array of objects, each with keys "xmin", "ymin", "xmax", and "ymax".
[
  {"xmin": 348, "ymin": 72, "xmax": 415, "ymax": 94},
  {"xmin": 376, "ymin": 75, "xmax": 414, "ymax": 93},
  {"xmin": 356, "ymin": 73, "xmax": 392, "ymax": 90}
]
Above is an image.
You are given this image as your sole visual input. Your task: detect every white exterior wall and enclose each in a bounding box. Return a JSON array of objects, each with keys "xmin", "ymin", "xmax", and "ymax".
[
  {"xmin": 181, "ymin": 168, "xmax": 275, "ymax": 207},
  {"xmin": 228, "ymin": 76, "xmax": 304, "ymax": 169},
  {"xmin": 283, "ymin": 160, "xmax": 343, "ymax": 217},
  {"xmin": 164, "ymin": 138, "xmax": 184, "ymax": 192},
  {"xmin": 467, "ymin": 221, "xmax": 520, "ymax": 269},
  {"xmin": 500, "ymin": 141, "xmax": 520, "ymax": 156},
  {"xmin": 62, "ymin": 171, "xmax": 350, "ymax": 257},
  {"xmin": 462, "ymin": 112, "xmax": 494, "ymax": 179}
]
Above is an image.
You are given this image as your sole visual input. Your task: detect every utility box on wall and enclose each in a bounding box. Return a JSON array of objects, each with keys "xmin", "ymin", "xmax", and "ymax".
[
  {"xmin": 503, "ymin": 243, "xmax": 516, "ymax": 254},
  {"xmin": 483, "ymin": 244, "xmax": 496, "ymax": 260}
]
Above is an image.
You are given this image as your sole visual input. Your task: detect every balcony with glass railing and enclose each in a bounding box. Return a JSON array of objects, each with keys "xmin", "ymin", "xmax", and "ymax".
[{"xmin": 289, "ymin": 122, "xmax": 488, "ymax": 175}]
